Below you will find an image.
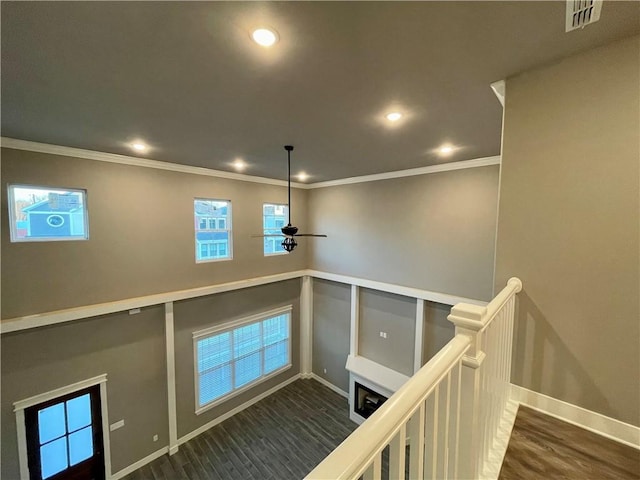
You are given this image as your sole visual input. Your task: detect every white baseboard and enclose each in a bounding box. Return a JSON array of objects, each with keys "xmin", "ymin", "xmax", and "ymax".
[
  {"xmin": 511, "ymin": 385, "xmax": 640, "ymax": 449},
  {"xmin": 303, "ymin": 372, "xmax": 349, "ymax": 398},
  {"xmin": 111, "ymin": 446, "xmax": 169, "ymax": 480},
  {"xmin": 177, "ymin": 373, "xmax": 301, "ymax": 446}
]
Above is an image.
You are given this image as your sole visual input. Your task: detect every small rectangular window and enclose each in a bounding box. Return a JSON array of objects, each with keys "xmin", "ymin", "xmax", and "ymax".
[
  {"xmin": 263, "ymin": 203, "xmax": 288, "ymax": 256},
  {"xmin": 8, "ymin": 185, "xmax": 89, "ymax": 242},
  {"xmin": 194, "ymin": 199, "xmax": 232, "ymax": 262},
  {"xmin": 193, "ymin": 307, "xmax": 292, "ymax": 413}
]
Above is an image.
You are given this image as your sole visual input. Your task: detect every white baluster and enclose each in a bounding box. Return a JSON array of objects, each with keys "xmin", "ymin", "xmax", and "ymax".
[
  {"xmin": 389, "ymin": 424, "xmax": 407, "ymax": 480},
  {"xmin": 409, "ymin": 402, "xmax": 426, "ymax": 480}
]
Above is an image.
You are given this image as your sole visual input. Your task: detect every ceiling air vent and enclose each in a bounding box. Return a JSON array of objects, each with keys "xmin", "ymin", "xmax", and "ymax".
[{"xmin": 566, "ymin": 0, "xmax": 603, "ymax": 32}]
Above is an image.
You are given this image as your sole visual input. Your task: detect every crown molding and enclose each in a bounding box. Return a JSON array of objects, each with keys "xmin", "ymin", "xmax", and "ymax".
[
  {"xmin": 1, "ymin": 137, "xmax": 500, "ymax": 190},
  {"xmin": 0, "ymin": 137, "xmax": 305, "ymax": 189},
  {"xmin": 306, "ymin": 155, "xmax": 501, "ymax": 189}
]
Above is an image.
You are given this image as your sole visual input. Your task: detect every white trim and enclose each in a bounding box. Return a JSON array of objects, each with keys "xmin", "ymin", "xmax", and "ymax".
[
  {"xmin": 13, "ymin": 374, "xmax": 110, "ymax": 480},
  {"xmin": 110, "ymin": 446, "xmax": 169, "ymax": 480},
  {"xmin": 16, "ymin": 409, "xmax": 28, "ymax": 480},
  {"xmin": 192, "ymin": 305, "xmax": 292, "ymax": 339},
  {"xmin": 300, "ymin": 276, "xmax": 313, "ymax": 375},
  {"xmin": 13, "ymin": 374, "xmax": 107, "ymax": 411},
  {"xmin": 164, "ymin": 302, "xmax": 179, "ymax": 456},
  {"xmin": 490, "ymin": 80, "xmax": 505, "ymax": 107},
  {"xmin": 511, "ymin": 385, "xmax": 640, "ymax": 450},
  {"xmin": 2, "ymin": 270, "xmax": 486, "ymax": 334},
  {"xmin": 307, "ymin": 156, "xmax": 501, "ymax": 189},
  {"xmin": 350, "ymin": 285, "xmax": 360, "ymax": 356},
  {"xmin": 309, "ymin": 270, "xmax": 487, "ymax": 307},
  {"xmin": 304, "ymin": 372, "xmax": 349, "ymax": 399},
  {"xmin": 1, "ymin": 137, "xmax": 500, "ymax": 190},
  {"xmin": 414, "ymin": 299, "xmax": 425, "ymax": 374},
  {"xmin": 100, "ymin": 381, "xmax": 113, "ymax": 479},
  {"xmin": 1, "ymin": 137, "xmax": 306, "ymax": 189},
  {"xmin": 1, "ymin": 270, "xmax": 306, "ymax": 333},
  {"xmin": 178, "ymin": 373, "xmax": 300, "ymax": 446}
]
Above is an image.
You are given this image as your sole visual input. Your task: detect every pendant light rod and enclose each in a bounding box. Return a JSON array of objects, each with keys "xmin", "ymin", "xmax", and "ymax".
[{"xmin": 285, "ymin": 145, "xmax": 293, "ymax": 225}]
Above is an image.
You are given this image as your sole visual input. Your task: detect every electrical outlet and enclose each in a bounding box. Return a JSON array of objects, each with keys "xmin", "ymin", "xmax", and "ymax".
[
  {"xmin": 323, "ymin": 368, "xmax": 327, "ymax": 374},
  {"xmin": 153, "ymin": 434, "xmax": 158, "ymax": 442},
  {"xmin": 379, "ymin": 331, "xmax": 388, "ymax": 339}
]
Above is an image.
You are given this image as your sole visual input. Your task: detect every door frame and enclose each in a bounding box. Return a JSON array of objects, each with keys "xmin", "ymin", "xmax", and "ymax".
[{"xmin": 13, "ymin": 374, "xmax": 112, "ymax": 480}]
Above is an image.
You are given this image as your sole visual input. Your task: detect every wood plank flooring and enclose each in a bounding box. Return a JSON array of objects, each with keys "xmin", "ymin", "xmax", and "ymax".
[
  {"xmin": 499, "ymin": 405, "xmax": 640, "ymax": 479},
  {"xmin": 123, "ymin": 379, "xmax": 357, "ymax": 480}
]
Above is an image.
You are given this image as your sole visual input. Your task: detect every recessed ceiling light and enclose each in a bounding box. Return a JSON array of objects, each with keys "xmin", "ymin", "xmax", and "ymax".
[
  {"xmin": 438, "ymin": 145, "xmax": 455, "ymax": 155},
  {"xmin": 297, "ymin": 172, "xmax": 309, "ymax": 182},
  {"xmin": 251, "ymin": 28, "xmax": 278, "ymax": 47},
  {"xmin": 385, "ymin": 112, "xmax": 403, "ymax": 122},
  {"xmin": 231, "ymin": 159, "xmax": 247, "ymax": 171},
  {"xmin": 131, "ymin": 142, "xmax": 148, "ymax": 153}
]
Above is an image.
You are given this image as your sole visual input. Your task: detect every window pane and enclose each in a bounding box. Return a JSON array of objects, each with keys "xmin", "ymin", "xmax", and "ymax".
[
  {"xmin": 38, "ymin": 403, "xmax": 66, "ymax": 444},
  {"xmin": 68, "ymin": 425, "xmax": 93, "ymax": 466},
  {"xmin": 199, "ymin": 365, "xmax": 232, "ymax": 405},
  {"xmin": 263, "ymin": 204, "xmax": 288, "ymax": 255},
  {"xmin": 263, "ymin": 315, "xmax": 288, "ymax": 346},
  {"xmin": 264, "ymin": 340, "xmax": 289, "ymax": 374},
  {"xmin": 9, "ymin": 186, "xmax": 88, "ymax": 242},
  {"xmin": 235, "ymin": 352, "xmax": 261, "ymax": 388},
  {"xmin": 40, "ymin": 437, "xmax": 68, "ymax": 479},
  {"xmin": 198, "ymin": 332, "xmax": 231, "ymax": 372},
  {"xmin": 66, "ymin": 394, "xmax": 91, "ymax": 432},
  {"xmin": 233, "ymin": 323, "xmax": 261, "ymax": 358},
  {"xmin": 194, "ymin": 199, "xmax": 231, "ymax": 262}
]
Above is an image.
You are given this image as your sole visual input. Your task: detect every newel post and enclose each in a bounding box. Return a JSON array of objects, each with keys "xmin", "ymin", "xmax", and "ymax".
[{"xmin": 447, "ymin": 303, "xmax": 487, "ymax": 479}]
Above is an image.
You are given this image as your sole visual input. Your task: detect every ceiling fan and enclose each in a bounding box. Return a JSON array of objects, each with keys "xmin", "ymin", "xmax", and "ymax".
[{"xmin": 253, "ymin": 145, "xmax": 327, "ymax": 253}]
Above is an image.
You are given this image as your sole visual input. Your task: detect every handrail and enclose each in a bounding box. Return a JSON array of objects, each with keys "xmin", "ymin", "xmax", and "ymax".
[{"xmin": 305, "ymin": 335, "xmax": 471, "ymax": 480}]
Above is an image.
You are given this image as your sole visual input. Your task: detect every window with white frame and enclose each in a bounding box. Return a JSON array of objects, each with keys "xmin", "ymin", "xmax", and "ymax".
[
  {"xmin": 263, "ymin": 203, "xmax": 288, "ymax": 255},
  {"xmin": 7, "ymin": 185, "xmax": 89, "ymax": 242},
  {"xmin": 193, "ymin": 306, "xmax": 292, "ymax": 413},
  {"xmin": 194, "ymin": 199, "xmax": 232, "ymax": 262}
]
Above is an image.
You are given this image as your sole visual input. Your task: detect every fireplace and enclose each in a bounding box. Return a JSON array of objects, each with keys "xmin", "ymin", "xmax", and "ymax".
[
  {"xmin": 345, "ymin": 354, "xmax": 410, "ymax": 424},
  {"xmin": 354, "ymin": 382, "xmax": 388, "ymax": 419}
]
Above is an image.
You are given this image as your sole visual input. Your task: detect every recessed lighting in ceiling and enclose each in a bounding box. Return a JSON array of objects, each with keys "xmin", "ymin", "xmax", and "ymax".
[
  {"xmin": 251, "ymin": 28, "xmax": 278, "ymax": 47},
  {"xmin": 130, "ymin": 141, "xmax": 148, "ymax": 153},
  {"xmin": 438, "ymin": 145, "xmax": 455, "ymax": 155},
  {"xmin": 231, "ymin": 159, "xmax": 247, "ymax": 172},
  {"xmin": 385, "ymin": 112, "xmax": 403, "ymax": 122},
  {"xmin": 297, "ymin": 172, "xmax": 309, "ymax": 182}
]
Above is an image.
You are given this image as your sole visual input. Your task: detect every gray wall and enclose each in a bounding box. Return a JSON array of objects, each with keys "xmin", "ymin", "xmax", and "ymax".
[
  {"xmin": 359, "ymin": 289, "xmax": 416, "ymax": 377},
  {"xmin": 173, "ymin": 279, "xmax": 301, "ymax": 438},
  {"xmin": 422, "ymin": 301, "xmax": 455, "ymax": 366},
  {"xmin": 1, "ymin": 148, "xmax": 309, "ymax": 319},
  {"xmin": 308, "ymin": 165, "xmax": 500, "ymax": 302},
  {"xmin": 0, "ymin": 306, "xmax": 167, "ymax": 478},
  {"xmin": 312, "ymin": 279, "xmax": 351, "ymax": 392},
  {"xmin": 495, "ymin": 36, "xmax": 640, "ymax": 426}
]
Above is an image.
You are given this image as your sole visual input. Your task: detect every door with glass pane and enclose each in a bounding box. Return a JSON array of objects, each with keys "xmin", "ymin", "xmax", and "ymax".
[{"xmin": 24, "ymin": 385, "xmax": 105, "ymax": 480}]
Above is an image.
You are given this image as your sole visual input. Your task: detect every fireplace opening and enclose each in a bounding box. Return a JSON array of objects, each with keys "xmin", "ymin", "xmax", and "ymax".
[{"xmin": 354, "ymin": 382, "xmax": 388, "ymax": 419}]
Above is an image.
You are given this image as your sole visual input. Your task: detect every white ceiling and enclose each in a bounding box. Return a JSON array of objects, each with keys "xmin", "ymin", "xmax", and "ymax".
[{"xmin": 2, "ymin": 1, "xmax": 638, "ymax": 182}]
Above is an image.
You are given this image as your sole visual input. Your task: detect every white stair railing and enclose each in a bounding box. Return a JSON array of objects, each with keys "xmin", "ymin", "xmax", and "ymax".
[{"xmin": 305, "ymin": 277, "xmax": 522, "ymax": 480}]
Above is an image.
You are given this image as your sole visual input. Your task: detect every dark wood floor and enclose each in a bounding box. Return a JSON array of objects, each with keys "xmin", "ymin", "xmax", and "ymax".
[
  {"xmin": 123, "ymin": 378, "xmax": 357, "ymax": 480},
  {"xmin": 499, "ymin": 405, "xmax": 640, "ymax": 480}
]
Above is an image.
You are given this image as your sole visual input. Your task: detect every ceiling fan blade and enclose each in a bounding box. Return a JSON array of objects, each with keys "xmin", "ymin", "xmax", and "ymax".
[
  {"xmin": 292, "ymin": 234, "xmax": 328, "ymax": 237},
  {"xmin": 250, "ymin": 234, "xmax": 285, "ymax": 238}
]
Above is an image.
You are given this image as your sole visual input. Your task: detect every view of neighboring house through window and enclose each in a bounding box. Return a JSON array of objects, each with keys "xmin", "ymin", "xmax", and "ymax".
[
  {"xmin": 263, "ymin": 203, "xmax": 288, "ymax": 255},
  {"xmin": 7, "ymin": 185, "xmax": 88, "ymax": 242},
  {"xmin": 194, "ymin": 198, "xmax": 232, "ymax": 262},
  {"xmin": 193, "ymin": 306, "xmax": 292, "ymax": 413}
]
